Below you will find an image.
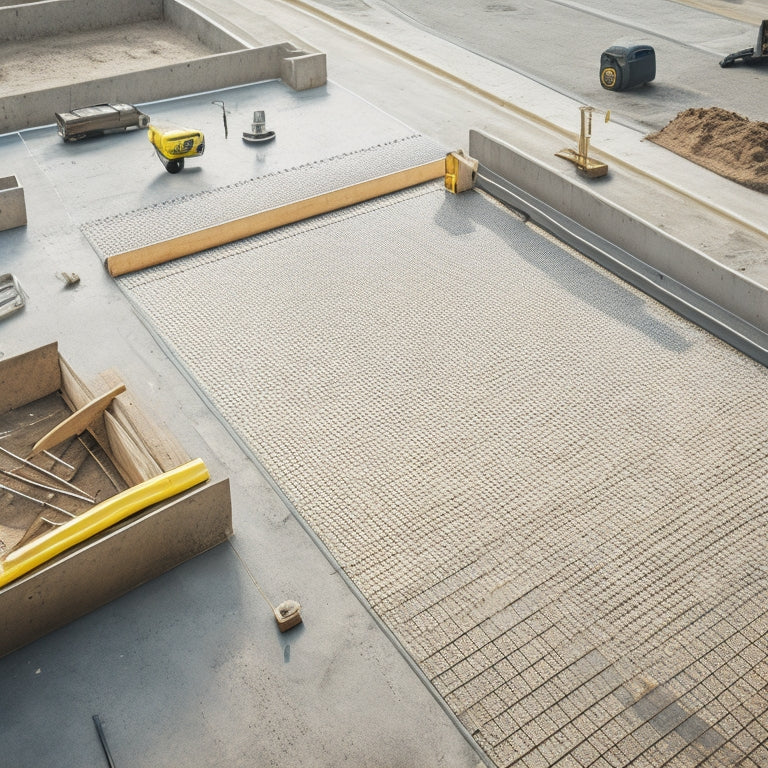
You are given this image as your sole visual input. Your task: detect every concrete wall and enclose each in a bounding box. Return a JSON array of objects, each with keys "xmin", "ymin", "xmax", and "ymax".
[
  {"xmin": 469, "ymin": 129, "xmax": 768, "ymax": 344},
  {"xmin": 0, "ymin": 46, "xmax": 327, "ymax": 133},
  {"xmin": 0, "ymin": 0, "xmax": 243, "ymax": 50},
  {"xmin": 0, "ymin": 0, "xmax": 161, "ymax": 41},
  {"xmin": 163, "ymin": 0, "xmax": 244, "ymax": 53},
  {"xmin": 0, "ymin": 0, "xmax": 327, "ymax": 133},
  {"xmin": 0, "ymin": 175, "xmax": 27, "ymax": 231}
]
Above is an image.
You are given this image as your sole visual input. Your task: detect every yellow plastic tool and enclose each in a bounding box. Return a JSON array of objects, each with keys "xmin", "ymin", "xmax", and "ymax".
[
  {"xmin": 0, "ymin": 458, "xmax": 209, "ymax": 589},
  {"xmin": 147, "ymin": 125, "xmax": 205, "ymax": 173}
]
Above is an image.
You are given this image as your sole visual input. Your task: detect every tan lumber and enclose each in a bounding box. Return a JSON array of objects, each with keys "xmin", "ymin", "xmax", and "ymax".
[
  {"xmin": 103, "ymin": 411, "xmax": 162, "ymax": 486},
  {"xmin": 29, "ymin": 384, "xmax": 126, "ymax": 457},
  {"xmin": 58, "ymin": 355, "xmax": 92, "ymax": 411},
  {"xmin": 0, "ymin": 342, "xmax": 60, "ymax": 415},
  {"xmin": 59, "ymin": 356, "xmax": 113, "ymax": 454},
  {"xmin": 97, "ymin": 369, "xmax": 189, "ymax": 472},
  {"xmin": 105, "ymin": 159, "xmax": 446, "ymax": 276}
]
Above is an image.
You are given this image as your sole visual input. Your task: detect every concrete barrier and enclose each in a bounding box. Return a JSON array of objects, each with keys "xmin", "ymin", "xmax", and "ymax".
[
  {"xmin": 0, "ymin": 175, "xmax": 27, "ymax": 231},
  {"xmin": 163, "ymin": 0, "xmax": 247, "ymax": 53},
  {"xmin": 0, "ymin": 45, "xmax": 327, "ymax": 133},
  {"xmin": 0, "ymin": 0, "xmax": 161, "ymax": 41},
  {"xmin": 469, "ymin": 129, "xmax": 768, "ymax": 361}
]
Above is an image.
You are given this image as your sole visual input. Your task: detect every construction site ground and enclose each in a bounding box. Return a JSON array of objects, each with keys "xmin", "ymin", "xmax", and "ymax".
[{"xmin": 1, "ymin": 2, "xmax": 767, "ymax": 768}]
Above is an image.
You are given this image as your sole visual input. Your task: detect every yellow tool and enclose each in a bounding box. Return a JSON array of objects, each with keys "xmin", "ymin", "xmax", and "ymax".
[
  {"xmin": 0, "ymin": 459, "xmax": 209, "ymax": 588},
  {"xmin": 556, "ymin": 106, "xmax": 611, "ymax": 178},
  {"xmin": 445, "ymin": 149, "xmax": 478, "ymax": 193},
  {"xmin": 148, "ymin": 125, "xmax": 205, "ymax": 174}
]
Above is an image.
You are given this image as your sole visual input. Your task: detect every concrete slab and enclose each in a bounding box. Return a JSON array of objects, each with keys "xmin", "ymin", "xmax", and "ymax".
[
  {"xmin": 0, "ymin": 81, "xmax": 484, "ymax": 768},
  {"xmin": 112, "ymin": 168, "xmax": 768, "ymax": 768}
]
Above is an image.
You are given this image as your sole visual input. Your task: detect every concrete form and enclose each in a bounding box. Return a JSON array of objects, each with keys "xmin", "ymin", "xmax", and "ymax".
[
  {"xmin": 0, "ymin": 0, "xmax": 326, "ymax": 134},
  {"xmin": 0, "ymin": 343, "xmax": 233, "ymax": 659},
  {"xmin": 0, "ymin": 175, "xmax": 26, "ymax": 231}
]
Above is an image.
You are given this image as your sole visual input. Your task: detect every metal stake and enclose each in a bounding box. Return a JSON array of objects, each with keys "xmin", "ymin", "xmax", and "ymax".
[
  {"xmin": 211, "ymin": 100, "xmax": 228, "ymax": 139},
  {"xmin": 0, "ymin": 483, "xmax": 75, "ymax": 518},
  {"xmin": 93, "ymin": 715, "xmax": 117, "ymax": 768},
  {"xmin": 43, "ymin": 449, "xmax": 75, "ymax": 471},
  {"xmin": 0, "ymin": 468, "xmax": 94, "ymax": 503},
  {"xmin": 0, "ymin": 446, "xmax": 95, "ymax": 501}
]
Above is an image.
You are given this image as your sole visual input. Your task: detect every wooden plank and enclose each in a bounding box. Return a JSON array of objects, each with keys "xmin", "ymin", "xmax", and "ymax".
[
  {"xmin": 58, "ymin": 355, "xmax": 92, "ymax": 411},
  {"xmin": 29, "ymin": 384, "xmax": 126, "ymax": 457},
  {"xmin": 105, "ymin": 159, "xmax": 446, "ymax": 276},
  {"xmin": 59, "ymin": 355, "xmax": 112, "ymax": 456},
  {"xmin": 97, "ymin": 369, "xmax": 189, "ymax": 472},
  {"xmin": 0, "ymin": 342, "xmax": 60, "ymax": 414},
  {"xmin": 103, "ymin": 411, "xmax": 162, "ymax": 486}
]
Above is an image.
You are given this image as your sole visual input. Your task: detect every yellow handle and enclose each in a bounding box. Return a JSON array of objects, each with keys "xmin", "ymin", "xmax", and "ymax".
[{"xmin": 0, "ymin": 459, "xmax": 209, "ymax": 589}]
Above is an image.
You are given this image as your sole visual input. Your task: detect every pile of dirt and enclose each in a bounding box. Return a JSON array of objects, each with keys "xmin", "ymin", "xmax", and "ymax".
[{"xmin": 647, "ymin": 107, "xmax": 768, "ymax": 194}]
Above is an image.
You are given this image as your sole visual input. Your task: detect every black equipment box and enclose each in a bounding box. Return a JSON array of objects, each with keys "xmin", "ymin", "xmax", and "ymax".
[{"xmin": 600, "ymin": 45, "xmax": 656, "ymax": 91}]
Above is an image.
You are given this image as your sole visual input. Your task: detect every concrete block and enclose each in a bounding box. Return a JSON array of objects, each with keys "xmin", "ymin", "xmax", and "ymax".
[
  {"xmin": 0, "ymin": 175, "xmax": 27, "ymax": 231},
  {"xmin": 280, "ymin": 48, "xmax": 328, "ymax": 91}
]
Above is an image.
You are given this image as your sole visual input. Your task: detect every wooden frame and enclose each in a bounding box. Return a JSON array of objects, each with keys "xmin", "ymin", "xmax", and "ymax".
[{"xmin": 0, "ymin": 343, "xmax": 232, "ymax": 658}]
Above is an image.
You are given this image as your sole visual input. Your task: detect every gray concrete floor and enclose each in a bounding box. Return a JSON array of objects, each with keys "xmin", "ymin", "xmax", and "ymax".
[
  {"xmin": 0, "ymin": 86, "xmax": 484, "ymax": 768},
  {"xmin": 1, "ymin": 1, "xmax": 768, "ymax": 767}
]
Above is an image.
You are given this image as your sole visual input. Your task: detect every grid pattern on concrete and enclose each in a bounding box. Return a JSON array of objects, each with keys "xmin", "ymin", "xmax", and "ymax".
[{"xmin": 104, "ymin": 179, "xmax": 768, "ymax": 768}]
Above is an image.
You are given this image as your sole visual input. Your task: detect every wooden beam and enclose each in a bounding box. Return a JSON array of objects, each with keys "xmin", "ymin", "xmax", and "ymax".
[
  {"xmin": 29, "ymin": 384, "xmax": 126, "ymax": 457},
  {"xmin": 105, "ymin": 158, "xmax": 446, "ymax": 277}
]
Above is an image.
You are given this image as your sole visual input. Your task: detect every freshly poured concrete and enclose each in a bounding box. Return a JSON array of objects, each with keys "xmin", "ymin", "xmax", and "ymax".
[{"xmin": 114, "ymin": 162, "xmax": 768, "ymax": 768}]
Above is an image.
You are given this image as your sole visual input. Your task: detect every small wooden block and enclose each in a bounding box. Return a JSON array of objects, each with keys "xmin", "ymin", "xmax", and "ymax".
[{"xmin": 274, "ymin": 600, "xmax": 302, "ymax": 632}]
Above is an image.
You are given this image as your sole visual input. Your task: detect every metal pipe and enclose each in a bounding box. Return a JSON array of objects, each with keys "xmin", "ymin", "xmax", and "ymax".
[
  {"xmin": 92, "ymin": 715, "xmax": 117, "ymax": 768},
  {"xmin": 77, "ymin": 436, "xmax": 122, "ymax": 492},
  {"xmin": 43, "ymin": 449, "xmax": 75, "ymax": 471}
]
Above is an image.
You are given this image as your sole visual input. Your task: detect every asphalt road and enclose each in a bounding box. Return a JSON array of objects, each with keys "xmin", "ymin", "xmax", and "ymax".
[{"xmin": 316, "ymin": 0, "xmax": 768, "ymax": 131}]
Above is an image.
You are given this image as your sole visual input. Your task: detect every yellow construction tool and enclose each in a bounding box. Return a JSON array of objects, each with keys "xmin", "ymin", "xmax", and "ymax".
[
  {"xmin": 556, "ymin": 106, "xmax": 611, "ymax": 178},
  {"xmin": 148, "ymin": 125, "xmax": 205, "ymax": 174}
]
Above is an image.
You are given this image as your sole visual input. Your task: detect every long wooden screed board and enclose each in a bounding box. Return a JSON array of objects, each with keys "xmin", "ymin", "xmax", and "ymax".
[{"xmin": 105, "ymin": 159, "xmax": 446, "ymax": 277}]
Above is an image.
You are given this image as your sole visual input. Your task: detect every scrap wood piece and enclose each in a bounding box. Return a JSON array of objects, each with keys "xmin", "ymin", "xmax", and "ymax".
[
  {"xmin": 59, "ymin": 356, "xmax": 117, "ymax": 453},
  {"xmin": 105, "ymin": 158, "xmax": 446, "ymax": 276},
  {"xmin": 58, "ymin": 355, "xmax": 92, "ymax": 411},
  {"xmin": 104, "ymin": 411, "xmax": 162, "ymax": 486},
  {"xmin": 29, "ymin": 384, "xmax": 126, "ymax": 458},
  {"xmin": 97, "ymin": 368, "xmax": 189, "ymax": 472},
  {"xmin": 0, "ymin": 342, "xmax": 60, "ymax": 416}
]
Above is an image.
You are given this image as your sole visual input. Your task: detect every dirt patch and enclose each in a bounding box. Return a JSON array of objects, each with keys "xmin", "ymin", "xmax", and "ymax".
[
  {"xmin": 647, "ymin": 107, "xmax": 768, "ymax": 194},
  {"xmin": 0, "ymin": 20, "xmax": 215, "ymax": 98}
]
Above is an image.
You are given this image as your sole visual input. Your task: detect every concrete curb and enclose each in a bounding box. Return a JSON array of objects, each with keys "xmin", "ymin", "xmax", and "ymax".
[{"xmin": 470, "ymin": 129, "xmax": 768, "ymax": 365}]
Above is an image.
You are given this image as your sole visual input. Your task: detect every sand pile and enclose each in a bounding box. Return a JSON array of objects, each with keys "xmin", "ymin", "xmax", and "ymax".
[{"xmin": 647, "ymin": 107, "xmax": 768, "ymax": 193}]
